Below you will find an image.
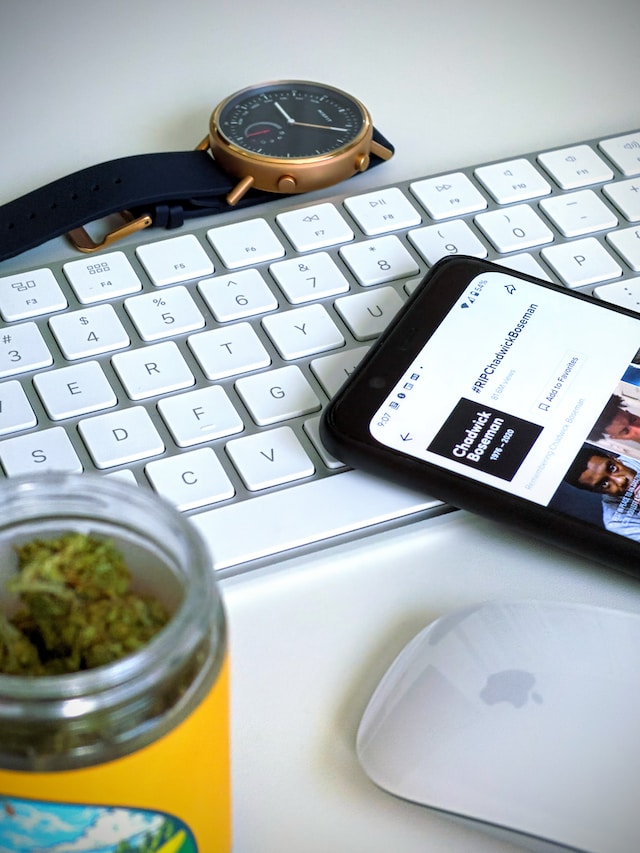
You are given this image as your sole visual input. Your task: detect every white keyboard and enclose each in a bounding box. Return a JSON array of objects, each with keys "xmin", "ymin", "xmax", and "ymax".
[{"xmin": 1, "ymin": 129, "xmax": 639, "ymax": 577}]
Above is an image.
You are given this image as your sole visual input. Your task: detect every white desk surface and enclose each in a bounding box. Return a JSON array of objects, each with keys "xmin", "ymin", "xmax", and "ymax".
[{"xmin": 3, "ymin": 2, "xmax": 640, "ymax": 850}]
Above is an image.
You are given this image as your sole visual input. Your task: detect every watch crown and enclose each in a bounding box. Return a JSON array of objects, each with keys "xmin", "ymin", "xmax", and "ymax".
[
  {"xmin": 277, "ymin": 175, "xmax": 297, "ymax": 193},
  {"xmin": 355, "ymin": 153, "xmax": 370, "ymax": 172}
]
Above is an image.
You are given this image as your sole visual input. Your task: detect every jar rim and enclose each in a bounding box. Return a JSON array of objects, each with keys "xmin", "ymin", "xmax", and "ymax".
[{"xmin": 0, "ymin": 472, "xmax": 220, "ymax": 705}]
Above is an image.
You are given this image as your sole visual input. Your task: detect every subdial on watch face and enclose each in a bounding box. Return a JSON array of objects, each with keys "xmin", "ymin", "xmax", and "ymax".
[{"xmin": 243, "ymin": 121, "xmax": 285, "ymax": 145}]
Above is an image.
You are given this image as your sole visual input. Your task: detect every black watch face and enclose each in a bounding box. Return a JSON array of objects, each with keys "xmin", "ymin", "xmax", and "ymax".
[{"xmin": 216, "ymin": 81, "xmax": 366, "ymax": 158}]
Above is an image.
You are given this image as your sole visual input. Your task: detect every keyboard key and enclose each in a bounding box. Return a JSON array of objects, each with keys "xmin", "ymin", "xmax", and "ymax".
[
  {"xmin": 157, "ymin": 385, "xmax": 244, "ymax": 447},
  {"xmin": 335, "ymin": 287, "xmax": 404, "ymax": 340},
  {"xmin": 603, "ymin": 179, "xmax": 640, "ymax": 223},
  {"xmin": 49, "ymin": 304, "xmax": 129, "ymax": 359},
  {"xmin": 310, "ymin": 346, "xmax": 370, "ymax": 397},
  {"xmin": 0, "ymin": 322, "xmax": 52, "ymax": 378},
  {"xmin": 303, "ymin": 416, "xmax": 345, "ymax": 469},
  {"xmin": 606, "ymin": 226, "xmax": 640, "ymax": 271},
  {"xmin": 276, "ymin": 202, "xmax": 353, "ymax": 251},
  {"xmin": 475, "ymin": 204, "xmax": 554, "ymax": 252},
  {"xmin": 0, "ymin": 268, "xmax": 66, "ymax": 321},
  {"xmin": 33, "ymin": 361, "xmax": 117, "ymax": 420},
  {"xmin": 207, "ymin": 218, "xmax": 285, "ymax": 269},
  {"xmin": 599, "ymin": 133, "xmax": 640, "ymax": 177},
  {"xmin": 0, "ymin": 380, "xmax": 37, "ymax": 435},
  {"xmin": 339, "ymin": 235, "xmax": 420, "ymax": 285},
  {"xmin": 191, "ymin": 469, "xmax": 440, "ymax": 571},
  {"xmin": 124, "ymin": 285, "xmax": 204, "ymax": 341},
  {"xmin": 594, "ymin": 278, "xmax": 640, "ymax": 312},
  {"xmin": 226, "ymin": 426, "xmax": 315, "ymax": 490},
  {"xmin": 539, "ymin": 189, "xmax": 618, "ymax": 237},
  {"xmin": 112, "ymin": 341, "xmax": 194, "ymax": 399},
  {"xmin": 0, "ymin": 426, "xmax": 82, "ymax": 476},
  {"xmin": 409, "ymin": 172, "xmax": 487, "ymax": 220},
  {"xmin": 78, "ymin": 406, "xmax": 165, "ymax": 468},
  {"xmin": 541, "ymin": 237, "xmax": 622, "ymax": 287},
  {"xmin": 475, "ymin": 159, "xmax": 551, "ymax": 203},
  {"xmin": 198, "ymin": 269, "xmax": 278, "ymax": 321},
  {"xmin": 494, "ymin": 253, "xmax": 552, "ymax": 280},
  {"xmin": 262, "ymin": 303, "xmax": 344, "ymax": 360},
  {"xmin": 408, "ymin": 219, "xmax": 488, "ymax": 265},
  {"xmin": 343, "ymin": 187, "xmax": 422, "ymax": 235},
  {"xmin": 537, "ymin": 145, "xmax": 614, "ymax": 189},
  {"xmin": 136, "ymin": 234, "xmax": 214, "ymax": 285},
  {"xmin": 63, "ymin": 251, "xmax": 142, "ymax": 304},
  {"xmin": 188, "ymin": 322, "xmax": 271, "ymax": 380},
  {"xmin": 235, "ymin": 365, "xmax": 321, "ymax": 425},
  {"xmin": 146, "ymin": 448, "xmax": 235, "ymax": 510},
  {"xmin": 270, "ymin": 252, "xmax": 350, "ymax": 304}
]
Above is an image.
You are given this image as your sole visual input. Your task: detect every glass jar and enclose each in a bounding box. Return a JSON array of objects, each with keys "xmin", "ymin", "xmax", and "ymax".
[{"xmin": 0, "ymin": 473, "xmax": 230, "ymax": 853}]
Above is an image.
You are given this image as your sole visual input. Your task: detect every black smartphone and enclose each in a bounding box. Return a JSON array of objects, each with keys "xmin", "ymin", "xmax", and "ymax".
[{"xmin": 321, "ymin": 255, "xmax": 640, "ymax": 578}]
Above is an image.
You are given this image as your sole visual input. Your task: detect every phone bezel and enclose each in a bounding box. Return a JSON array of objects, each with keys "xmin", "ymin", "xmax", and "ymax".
[{"xmin": 321, "ymin": 255, "xmax": 640, "ymax": 579}]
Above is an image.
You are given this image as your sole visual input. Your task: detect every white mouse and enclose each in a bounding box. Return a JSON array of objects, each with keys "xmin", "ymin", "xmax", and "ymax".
[{"xmin": 357, "ymin": 600, "xmax": 640, "ymax": 853}]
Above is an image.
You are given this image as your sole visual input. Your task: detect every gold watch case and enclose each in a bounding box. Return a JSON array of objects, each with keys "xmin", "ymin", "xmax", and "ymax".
[{"xmin": 206, "ymin": 80, "xmax": 393, "ymax": 205}]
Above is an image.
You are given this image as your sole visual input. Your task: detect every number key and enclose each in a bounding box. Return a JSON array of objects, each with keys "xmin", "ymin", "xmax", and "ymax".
[
  {"xmin": 0, "ymin": 322, "xmax": 53, "ymax": 378},
  {"xmin": 49, "ymin": 304, "xmax": 129, "ymax": 359},
  {"xmin": 339, "ymin": 235, "xmax": 419, "ymax": 286},
  {"xmin": 198, "ymin": 269, "xmax": 278, "ymax": 321},
  {"xmin": 124, "ymin": 285, "xmax": 204, "ymax": 340}
]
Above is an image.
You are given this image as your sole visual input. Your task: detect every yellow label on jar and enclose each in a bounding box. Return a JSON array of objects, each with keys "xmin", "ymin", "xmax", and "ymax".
[{"xmin": 0, "ymin": 656, "xmax": 230, "ymax": 853}]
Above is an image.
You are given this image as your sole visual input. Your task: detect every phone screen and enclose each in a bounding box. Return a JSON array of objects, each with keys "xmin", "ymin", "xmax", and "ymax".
[{"xmin": 369, "ymin": 269, "xmax": 640, "ymax": 541}]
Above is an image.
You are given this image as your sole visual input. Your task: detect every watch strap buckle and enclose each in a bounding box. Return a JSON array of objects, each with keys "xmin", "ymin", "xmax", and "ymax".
[{"xmin": 67, "ymin": 209, "xmax": 153, "ymax": 254}]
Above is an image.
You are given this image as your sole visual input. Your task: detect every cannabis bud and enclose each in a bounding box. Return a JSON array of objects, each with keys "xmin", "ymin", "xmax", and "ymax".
[{"xmin": 0, "ymin": 533, "xmax": 169, "ymax": 676}]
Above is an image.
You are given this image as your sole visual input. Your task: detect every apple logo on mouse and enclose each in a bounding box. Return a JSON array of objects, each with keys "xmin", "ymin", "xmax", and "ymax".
[{"xmin": 479, "ymin": 669, "xmax": 543, "ymax": 708}]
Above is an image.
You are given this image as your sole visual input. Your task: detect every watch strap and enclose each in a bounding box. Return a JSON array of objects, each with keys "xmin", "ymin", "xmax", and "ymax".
[{"xmin": 0, "ymin": 127, "xmax": 394, "ymax": 263}]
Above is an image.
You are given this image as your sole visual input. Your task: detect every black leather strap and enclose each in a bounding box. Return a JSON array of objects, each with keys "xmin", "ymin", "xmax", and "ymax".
[{"xmin": 0, "ymin": 128, "xmax": 394, "ymax": 263}]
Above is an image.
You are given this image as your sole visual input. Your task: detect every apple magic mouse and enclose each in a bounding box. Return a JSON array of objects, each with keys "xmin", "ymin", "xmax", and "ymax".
[{"xmin": 357, "ymin": 600, "xmax": 640, "ymax": 853}]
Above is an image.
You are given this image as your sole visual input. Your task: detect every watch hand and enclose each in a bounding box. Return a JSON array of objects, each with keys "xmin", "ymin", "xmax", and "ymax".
[
  {"xmin": 274, "ymin": 102, "xmax": 295, "ymax": 124},
  {"xmin": 291, "ymin": 121, "xmax": 349, "ymax": 132}
]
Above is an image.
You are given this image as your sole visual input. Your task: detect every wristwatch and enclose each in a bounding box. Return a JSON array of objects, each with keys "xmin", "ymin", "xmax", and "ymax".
[{"xmin": 0, "ymin": 80, "xmax": 394, "ymax": 263}]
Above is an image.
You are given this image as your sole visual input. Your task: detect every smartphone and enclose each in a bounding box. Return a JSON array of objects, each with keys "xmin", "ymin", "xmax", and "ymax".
[{"xmin": 321, "ymin": 255, "xmax": 640, "ymax": 578}]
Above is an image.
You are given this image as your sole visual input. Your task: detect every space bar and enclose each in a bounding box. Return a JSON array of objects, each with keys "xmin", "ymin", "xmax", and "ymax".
[{"xmin": 190, "ymin": 469, "xmax": 443, "ymax": 571}]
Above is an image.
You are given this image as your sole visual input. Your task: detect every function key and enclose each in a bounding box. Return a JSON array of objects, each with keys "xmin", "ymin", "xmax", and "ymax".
[
  {"xmin": 343, "ymin": 187, "xmax": 421, "ymax": 235},
  {"xmin": 0, "ymin": 268, "xmax": 66, "ymax": 321},
  {"xmin": 64, "ymin": 251, "xmax": 142, "ymax": 304},
  {"xmin": 136, "ymin": 234, "xmax": 214, "ymax": 286},
  {"xmin": 599, "ymin": 133, "xmax": 640, "ymax": 177},
  {"xmin": 474, "ymin": 158, "xmax": 551, "ymax": 204},
  {"xmin": 410, "ymin": 172, "xmax": 487, "ymax": 220},
  {"xmin": 537, "ymin": 144, "xmax": 614, "ymax": 189},
  {"xmin": 207, "ymin": 218, "xmax": 284, "ymax": 269},
  {"xmin": 276, "ymin": 202, "xmax": 353, "ymax": 251}
]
